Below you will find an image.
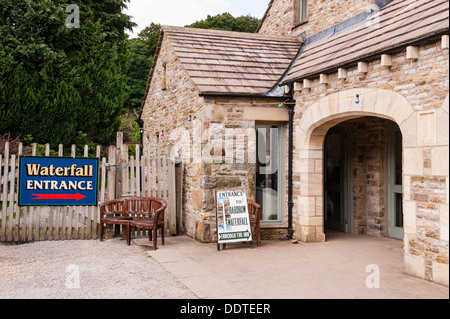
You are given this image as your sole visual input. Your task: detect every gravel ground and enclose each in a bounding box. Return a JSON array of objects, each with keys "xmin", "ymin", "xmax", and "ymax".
[{"xmin": 0, "ymin": 239, "xmax": 198, "ymax": 299}]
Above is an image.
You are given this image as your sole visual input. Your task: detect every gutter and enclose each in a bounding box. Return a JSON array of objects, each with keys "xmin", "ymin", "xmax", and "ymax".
[{"xmin": 198, "ymin": 93, "xmax": 285, "ymax": 100}]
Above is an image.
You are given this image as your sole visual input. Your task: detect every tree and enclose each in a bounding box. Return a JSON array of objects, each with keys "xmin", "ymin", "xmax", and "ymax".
[
  {"xmin": 136, "ymin": 22, "xmax": 162, "ymax": 58},
  {"xmin": 123, "ymin": 23, "xmax": 161, "ymax": 111},
  {"xmin": 187, "ymin": 13, "xmax": 260, "ymax": 33},
  {"xmin": 0, "ymin": 0, "xmax": 135, "ymax": 146}
]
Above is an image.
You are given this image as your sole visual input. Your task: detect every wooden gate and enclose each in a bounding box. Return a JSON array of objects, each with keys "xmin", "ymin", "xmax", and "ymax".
[{"xmin": 0, "ymin": 133, "xmax": 178, "ymax": 243}]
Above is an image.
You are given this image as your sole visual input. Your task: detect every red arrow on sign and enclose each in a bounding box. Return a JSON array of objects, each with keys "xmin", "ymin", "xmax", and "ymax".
[{"xmin": 32, "ymin": 193, "xmax": 87, "ymax": 201}]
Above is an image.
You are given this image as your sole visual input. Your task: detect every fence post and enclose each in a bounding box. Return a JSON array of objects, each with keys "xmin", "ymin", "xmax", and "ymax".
[
  {"xmin": 94, "ymin": 145, "xmax": 101, "ymax": 239},
  {"xmin": 115, "ymin": 132, "xmax": 123, "ymax": 199},
  {"xmin": 7, "ymin": 155, "xmax": 15, "ymax": 241},
  {"xmin": 121, "ymin": 143, "xmax": 129, "ymax": 197},
  {"xmin": 32, "ymin": 144, "xmax": 40, "ymax": 241},
  {"xmin": 135, "ymin": 144, "xmax": 141, "ymax": 197},
  {"xmin": 107, "ymin": 146, "xmax": 116, "ymax": 202},
  {"xmin": 1, "ymin": 142, "xmax": 9, "ymax": 241}
]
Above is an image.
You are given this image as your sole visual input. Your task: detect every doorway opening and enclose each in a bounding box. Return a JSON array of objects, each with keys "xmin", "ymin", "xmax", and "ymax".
[{"xmin": 323, "ymin": 117, "xmax": 404, "ymax": 239}]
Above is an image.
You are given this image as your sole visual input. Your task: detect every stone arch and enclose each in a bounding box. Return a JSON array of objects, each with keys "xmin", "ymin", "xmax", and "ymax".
[{"xmin": 294, "ymin": 88, "xmax": 417, "ymax": 243}]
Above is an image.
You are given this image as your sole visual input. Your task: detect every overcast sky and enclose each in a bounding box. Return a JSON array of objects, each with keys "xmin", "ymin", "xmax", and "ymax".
[{"xmin": 123, "ymin": 0, "xmax": 270, "ymax": 37}]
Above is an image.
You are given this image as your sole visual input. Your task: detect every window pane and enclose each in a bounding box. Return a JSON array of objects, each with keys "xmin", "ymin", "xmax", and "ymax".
[
  {"xmin": 325, "ymin": 132, "xmax": 342, "ymax": 184},
  {"xmin": 256, "ymin": 125, "xmax": 282, "ymax": 222},
  {"xmin": 395, "ymin": 193, "xmax": 403, "ymax": 228},
  {"xmin": 394, "ymin": 130, "xmax": 403, "ymax": 185},
  {"xmin": 301, "ymin": 0, "xmax": 307, "ymax": 21},
  {"xmin": 294, "ymin": 0, "xmax": 307, "ymax": 23}
]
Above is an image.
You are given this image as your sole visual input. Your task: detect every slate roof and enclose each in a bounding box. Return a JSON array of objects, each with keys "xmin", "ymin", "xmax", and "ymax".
[
  {"xmin": 284, "ymin": 0, "xmax": 450, "ymax": 83},
  {"xmin": 162, "ymin": 26, "xmax": 303, "ymax": 96}
]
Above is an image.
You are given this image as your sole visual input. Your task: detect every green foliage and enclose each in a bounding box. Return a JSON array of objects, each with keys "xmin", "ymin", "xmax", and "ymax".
[
  {"xmin": 0, "ymin": 0, "xmax": 135, "ymax": 147},
  {"xmin": 123, "ymin": 39, "xmax": 155, "ymax": 111},
  {"xmin": 187, "ymin": 13, "xmax": 260, "ymax": 33},
  {"xmin": 0, "ymin": 2, "xmax": 260, "ymax": 150},
  {"xmin": 120, "ymin": 113, "xmax": 141, "ymax": 144},
  {"xmin": 137, "ymin": 22, "xmax": 162, "ymax": 57},
  {"xmin": 123, "ymin": 23, "xmax": 161, "ymax": 112}
]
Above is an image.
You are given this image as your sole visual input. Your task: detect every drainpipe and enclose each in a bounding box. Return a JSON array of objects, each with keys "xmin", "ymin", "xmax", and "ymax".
[
  {"xmin": 284, "ymin": 84, "xmax": 295, "ymax": 240},
  {"xmin": 287, "ymin": 102, "xmax": 295, "ymax": 240},
  {"xmin": 136, "ymin": 118, "xmax": 144, "ymax": 155},
  {"xmin": 136, "ymin": 118, "xmax": 144, "ymax": 193}
]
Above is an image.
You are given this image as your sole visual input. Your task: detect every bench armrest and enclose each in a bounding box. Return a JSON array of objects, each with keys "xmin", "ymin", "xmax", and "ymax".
[
  {"xmin": 99, "ymin": 199, "xmax": 126, "ymax": 220},
  {"xmin": 153, "ymin": 204, "xmax": 167, "ymax": 224}
]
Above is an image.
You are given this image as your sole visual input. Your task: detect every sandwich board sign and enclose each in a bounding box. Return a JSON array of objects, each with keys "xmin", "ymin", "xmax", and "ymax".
[
  {"xmin": 216, "ymin": 190, "xmax": 252, "ymax": 250},
  {"xmin": 18, "ymin": 156, "xmax": 99, "ymax": 206}
]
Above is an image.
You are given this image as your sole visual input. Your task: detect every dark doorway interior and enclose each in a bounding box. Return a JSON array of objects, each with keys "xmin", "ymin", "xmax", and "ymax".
[{"xmin": 323, "ymin": 117, "xmax": 404, "ymax": 239}]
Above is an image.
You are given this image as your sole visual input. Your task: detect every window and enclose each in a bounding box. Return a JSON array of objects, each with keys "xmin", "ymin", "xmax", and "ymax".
[
  {"xmin": 255, "ymin": 123, "xmax": 285, "ymax": 225},
  {"xmin": 293, "ymin": 0, "xmax": 308, "ymax": 26}
]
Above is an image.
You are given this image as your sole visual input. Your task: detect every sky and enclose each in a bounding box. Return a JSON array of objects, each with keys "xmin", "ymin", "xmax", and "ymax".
[{"xmin": 123, "ymin": 0, "xmax": 271, "ymax": 37}]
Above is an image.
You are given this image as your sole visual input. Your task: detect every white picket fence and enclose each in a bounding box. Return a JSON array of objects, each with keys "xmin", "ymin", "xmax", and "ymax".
[{"xmin": 0, "ymin": 133, "xmax": 177, "ymax": 243}]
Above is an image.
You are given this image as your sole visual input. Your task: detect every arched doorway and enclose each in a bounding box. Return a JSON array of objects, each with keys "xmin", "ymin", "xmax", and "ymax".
[
  {"xmin": 323, "ymin": 117, "xmax": 404, "ymax": 239},
  {"xmin": 294, "ymin": 88, "xmax": 449, "ymax": 285},
  {"xmin": 294, "ymin": 88, "xmax": 415, "ymax": 243}
]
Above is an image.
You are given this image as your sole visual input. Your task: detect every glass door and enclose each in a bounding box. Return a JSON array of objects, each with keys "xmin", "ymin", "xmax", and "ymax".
[
  {"xmin": 389, "ymin": 124, "xmax": 404, "ymax": 240},
  {"xmin": 255, "ymin": 124, "xmax": 284, "ymax": 224},
  {"xmin": 324, "ymin": 126, "xmax": 349, "ymax": 233}
]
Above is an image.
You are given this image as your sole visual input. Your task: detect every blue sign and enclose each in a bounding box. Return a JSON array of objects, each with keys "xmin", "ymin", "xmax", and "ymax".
[{"xmin": 19, "ymin": 157, "xmax": 99, "ymax": 206}]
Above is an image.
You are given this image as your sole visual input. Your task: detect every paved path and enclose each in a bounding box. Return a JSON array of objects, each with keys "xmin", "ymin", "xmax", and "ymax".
[
  {"xmin": 138, "ymin": 232, "xmax": 449, "ymax": 299},
  {"xmin": 0, "ymin": 239, "xmax": 196, "ymax": 299}
]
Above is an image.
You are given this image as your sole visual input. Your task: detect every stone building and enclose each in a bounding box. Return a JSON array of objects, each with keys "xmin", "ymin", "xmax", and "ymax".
[{"xmin": 140, "ymin": 0, "xmax": 449, "ymax": 286}]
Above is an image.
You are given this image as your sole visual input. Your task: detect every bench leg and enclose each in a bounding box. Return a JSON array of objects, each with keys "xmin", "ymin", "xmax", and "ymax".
[
  {"xmin": 161, "ymin": 227, "xmax": 165, "ymax": 246},
  {"xmin": 126, "ymin": 224, "xmax": 131, "ymax": 246},
  {"xmin": 100, "ymin": 223, "xmax": 104, "ymax": 241},
  {"xmin": 153, "ymin": 228, "xmax": 157, "ymax": 250}
]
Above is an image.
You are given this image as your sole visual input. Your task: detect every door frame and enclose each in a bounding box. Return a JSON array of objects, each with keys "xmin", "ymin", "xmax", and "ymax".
[
  {"xmin": 388, "ymin": 122, "xmax": 404, "ymax": 240},
  {"xmin": 324, "ymin": 125, "xmax": 351, "ymax": 233}
]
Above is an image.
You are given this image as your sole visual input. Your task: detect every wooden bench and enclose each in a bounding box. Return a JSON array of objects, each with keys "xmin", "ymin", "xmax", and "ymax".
[{"xmin": 99, "ymin": 197, "xmax": 167, "ymax": 249}]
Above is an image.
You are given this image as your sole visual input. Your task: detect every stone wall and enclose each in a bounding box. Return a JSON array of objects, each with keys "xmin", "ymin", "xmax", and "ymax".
[
  {"xmin": 142, "ymin": 47, "xmax": 288, "ymax": 242},
  {"xmin": 258, "ymin": 0, "xmax": 293, "ymax": 36},
  {"xmin": 140, "ymin": 35, "xmax": 206, "ymax": 242},
  {"xmin": 140, "ymin": 34, "xmax": 204, "ymax": 156},
  {"xmin": 192, "ymin": 97, "xmax": 288, "ymax": 242},
  {"xmin": 408, "ymin": 175, "xmax": 449, "ymax": 283},
  {"xmin": 347, "ymin": 117, "xmax": 389, "ymax": 237},
  {"xmin": 258, "ymin": 0, "xmax": 382, "ymax": 37},
  {"xmin": 291, "ymin": 37, "xmax": 449, "ymax": 285}
]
